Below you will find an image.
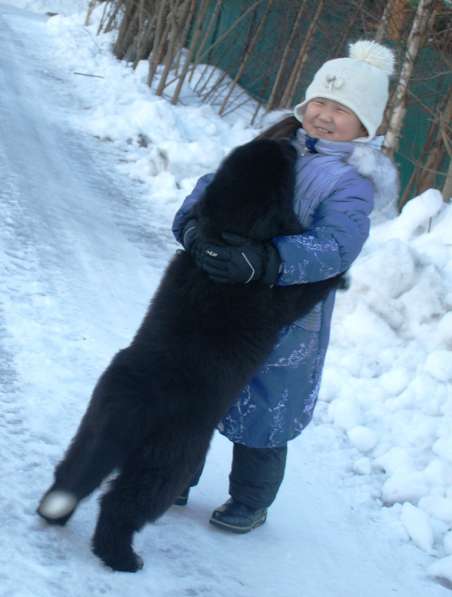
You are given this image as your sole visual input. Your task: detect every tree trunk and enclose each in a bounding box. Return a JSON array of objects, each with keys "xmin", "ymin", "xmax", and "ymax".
[
  {"xmin": 399, "ymin": 89, "xmax": 451, "ymax": 208},
  {"xmin": 382, "ymin": 0, "xmax": 435, "ymax": 159},
  {"xmin": 171, "ymin": 0, "xmax": 207, "ymax": 104},
  {"xmin": 440, "ymin": 91, "xmax": 452, "ymax": 201},
  {"xmin": 375, "ymin": 0, "xmax": 393, "ymax": 42},
  {"xmin": 103, "ymin": 0, "xmax": 125, "ymax": 34},
  {"xmin": 84, "ymin": 0, "xmax": 98, "ymax": 26},
  {"xmin": 147, "ymin": 0, "xmax": 170, "ymax": 87},
  {"xmin": 418, "ymin": 91, "xmax": 451, "ymax": 190},
  {"xmin": 218, "ymin": 0, "xmax": 272, "ymax": 116},
  {"xmin": 188, "ymin": 0, "xmax": 223, "ymax": 84},
  {"xmin": 443, "ymin": 160, "xmax": 452, "ymax": 202},
  {"xmin": 114, "ymin": 1, "xmax": 138, "ymax": 59},
  {"xmin": 279, "ymin": 0, "xmax": 323, "ymax": 109},
  {"xmin": 376, "ymin": 0, "xmax": 409, "ymax": 41},
  {"xmin": 266, "ymin": 0, "xmax": 307, "ymax": 111},
  {"xmin": 155, "ymin": 0, "xmax": 192, "ymax": 97},
  {"xmin": 332, "ymin": 0, "xmax": 363, "ymax": 57}
]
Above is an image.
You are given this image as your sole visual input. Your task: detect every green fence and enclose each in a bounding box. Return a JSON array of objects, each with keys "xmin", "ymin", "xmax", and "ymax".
[{"xmin": 193, "ymin": 0, "xmax": 450, "ymax": 196}]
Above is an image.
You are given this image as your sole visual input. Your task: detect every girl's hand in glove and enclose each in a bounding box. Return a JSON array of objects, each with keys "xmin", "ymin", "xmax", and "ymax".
[{"xmin": 195, "ymin": 232, "xmax": 281, "ymax": 285}]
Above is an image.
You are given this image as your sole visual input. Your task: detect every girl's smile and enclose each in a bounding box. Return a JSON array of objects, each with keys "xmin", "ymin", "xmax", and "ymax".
[{"xmin": 302, "ymin": 98, "xmax": 367, "ymax": 141}]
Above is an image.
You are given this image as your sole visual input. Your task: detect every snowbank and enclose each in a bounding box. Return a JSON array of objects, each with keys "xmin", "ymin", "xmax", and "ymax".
[{"xmin": 323, "ymin": 189, "xmax": 452, "ymax": 582}]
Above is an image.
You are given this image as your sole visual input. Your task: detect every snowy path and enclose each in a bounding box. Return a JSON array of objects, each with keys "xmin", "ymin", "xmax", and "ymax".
[{"xmin": 0, "ymin": 4, "xmax": 448, "ymax": 596}]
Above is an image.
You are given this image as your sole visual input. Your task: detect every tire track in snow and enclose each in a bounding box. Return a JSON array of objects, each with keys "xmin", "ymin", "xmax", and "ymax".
[{"xmin": 0, "ymin": 8, "xmax": 174, "ymax": 589}]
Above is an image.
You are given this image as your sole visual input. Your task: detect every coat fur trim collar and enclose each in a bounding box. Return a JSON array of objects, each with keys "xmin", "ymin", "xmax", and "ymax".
[
  {"xmin": 347, "ymin": 142, "xmax": 399, "ymax": 219},
  {"xmin": 294, "ymin": 128, "xmax": 400, "ymax": 221}
]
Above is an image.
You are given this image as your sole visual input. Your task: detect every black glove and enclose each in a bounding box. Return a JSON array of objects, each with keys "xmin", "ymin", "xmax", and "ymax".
[
  {"xmin": 195, "ymin": 232, "xmax": 281, "ymax": 285},
  {"xmin": 181, "ymin": 218, "xmax": 199, "ymax": 254}
]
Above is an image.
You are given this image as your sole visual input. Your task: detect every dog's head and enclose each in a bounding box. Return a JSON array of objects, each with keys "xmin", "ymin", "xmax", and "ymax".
[{"xmin": 195, "ymin": 139, "xmax": 301, "ymax": 242}]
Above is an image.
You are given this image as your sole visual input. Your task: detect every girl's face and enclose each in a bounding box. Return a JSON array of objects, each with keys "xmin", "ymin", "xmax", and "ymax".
[{"xmin": 303, "ymin": 98, "xmax": 367, "ymax": 141}]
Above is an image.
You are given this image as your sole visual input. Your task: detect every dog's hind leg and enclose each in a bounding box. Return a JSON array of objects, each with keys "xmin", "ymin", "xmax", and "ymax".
[
  {"xmin": 37, "ymin": 349, "xmax": 142, "ymax": 526},
  {"xmin": 91, "ymin": 427, "xmax": 212, "ymax": 572},
  {"xmin": 37, "ymin": 421, "xmax": 124, "ymax": 526}
]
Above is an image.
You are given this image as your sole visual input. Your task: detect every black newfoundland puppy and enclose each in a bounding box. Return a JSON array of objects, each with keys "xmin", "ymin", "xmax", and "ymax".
[{"xmin": 37, "ymin": 139, "xmax": 338, "ymax": 572}]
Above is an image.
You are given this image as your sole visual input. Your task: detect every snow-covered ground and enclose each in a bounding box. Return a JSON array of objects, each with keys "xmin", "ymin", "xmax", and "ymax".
[{"xmin": 1, "ymin": 1, "xmax": 451, "ymax": 595}]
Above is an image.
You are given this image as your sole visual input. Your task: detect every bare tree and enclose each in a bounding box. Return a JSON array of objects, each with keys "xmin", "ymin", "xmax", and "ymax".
[
  {"xmin": 443, "ymin": 161, "xmax": 452, "ymax": 201},
  {"xmin": 266, "ymin": 0, "xmax": 307, "ymax": 111},
  {"xmin": 90, "ymin": 0, "xmax": 450, "ymax": 207},
  {"xmin": 383, "ymin": 0, "xmax": 436, "ymax": 158},
  {"xmin": 85, "ymin": 0, "xmax": 99, "ymax": 26},
  {"xmin": 170, "ymin": 0, "xmax": 208, "ymax": 104},
  {"xmin": 218, "ymin": 0, "xmax": 273, "ymax": 115}
]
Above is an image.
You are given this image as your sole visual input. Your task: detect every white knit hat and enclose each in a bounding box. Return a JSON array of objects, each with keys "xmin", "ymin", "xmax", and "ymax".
[{"xmin": 294, "ymin": 41, "xmax": 395, "ymax": 140}]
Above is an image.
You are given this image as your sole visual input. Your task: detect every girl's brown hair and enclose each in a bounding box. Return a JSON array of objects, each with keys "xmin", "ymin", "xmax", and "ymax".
[{"xmin": 254, "ymin": 115, "xmax": 302, "ymax": 141}]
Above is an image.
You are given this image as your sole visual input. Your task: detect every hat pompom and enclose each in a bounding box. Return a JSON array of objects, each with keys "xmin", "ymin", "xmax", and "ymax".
[{"xmin": 349, "ymin": 40, "xmax": 395, "ymax": 76}]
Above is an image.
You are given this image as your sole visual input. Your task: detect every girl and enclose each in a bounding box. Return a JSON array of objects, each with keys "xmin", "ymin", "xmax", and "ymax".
[{"xmin": 171, "ymin": 41, "xmax": 399, "ymax": 533}]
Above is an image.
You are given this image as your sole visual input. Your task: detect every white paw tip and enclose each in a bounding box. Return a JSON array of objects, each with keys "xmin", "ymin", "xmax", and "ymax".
[{"xmin": 39, "ymin": 490, "xmax": 77, "ymax": 519}]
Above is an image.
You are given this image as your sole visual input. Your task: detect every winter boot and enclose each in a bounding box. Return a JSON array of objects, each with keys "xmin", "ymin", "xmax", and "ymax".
[{"xmin": 209, "ymin": 498, "xmax": 267, "ymax": 533}]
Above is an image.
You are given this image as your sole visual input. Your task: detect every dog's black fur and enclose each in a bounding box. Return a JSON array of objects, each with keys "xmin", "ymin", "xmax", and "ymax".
[{"xmin": 37, "ymin": 139, "xmax": 340, "ymax": 572}]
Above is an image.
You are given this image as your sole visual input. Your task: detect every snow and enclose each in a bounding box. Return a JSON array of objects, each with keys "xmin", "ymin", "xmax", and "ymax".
[
  {"xmin": 400, "ymin": 502, "xmax": 434, "ymax": 553},
  {"xmin": 425, "ymin": 351, "xmax": 452, "ymax": 383},
  {"xmin": 444, "ymin": 531, "xmax": 452, "ymax": 555},
  {"xmin": 347, "ymin": 426, "xmax": 378, "ymax": 453},
  {"xmin": 430, "ymin": 556, "xmax": 452, "ymax": 588},
  {"xmin": 0, "ymin": 1, "xmax": 451, "ymax": 596}
]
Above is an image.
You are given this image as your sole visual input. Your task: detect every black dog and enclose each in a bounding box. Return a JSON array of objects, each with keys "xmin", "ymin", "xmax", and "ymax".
[{"xmin": 37, "ymin": 139, "xmax": 339, "ymax": 572}]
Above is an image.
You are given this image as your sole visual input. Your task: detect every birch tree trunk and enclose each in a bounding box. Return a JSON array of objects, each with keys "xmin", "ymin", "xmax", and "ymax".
[
  {"xmin": 420, "ymin": 90, "xmax": 452, "ymax": 193},
  {"xmin": 382, "ymin": 0, "xmax": 435, "ymax": 158},
  {"xmin": 376, "ymin": 0, "xmax": 409, "ymax": 42},
  {"xmin": 443, "ymin": 160, "xmax": 452, "ymax": 202},
  {"xmin": 440, "ymin": 92, "xmax": 452, "ymax": 201},
  {"xmin": 375, "ymin": 0, "xmax": 393, "ymax": 42}
]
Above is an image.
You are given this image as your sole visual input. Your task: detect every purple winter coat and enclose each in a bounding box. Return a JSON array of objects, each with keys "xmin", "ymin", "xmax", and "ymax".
[{"xmin": 172, "ymin": 129, "xmax": 388, "ymax": 448}]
